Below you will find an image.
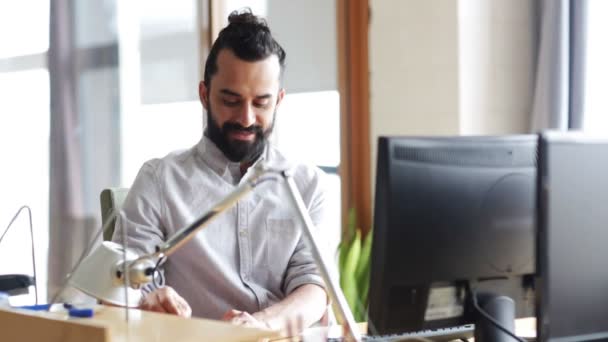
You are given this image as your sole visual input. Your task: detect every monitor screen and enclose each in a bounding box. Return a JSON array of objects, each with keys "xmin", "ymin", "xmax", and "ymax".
[
  {"xmin": 537, "ymin": 132, "xmax": 608, "ymax": 341},
  {"xmin": 368, "ymin": 135, "xmax": 536, "ymax": 337}
]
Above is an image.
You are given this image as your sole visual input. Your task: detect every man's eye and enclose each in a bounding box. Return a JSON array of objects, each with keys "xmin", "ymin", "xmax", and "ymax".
[
  {"xmin": 223, "ymin": 99, "xmax": 240, "ymax": 107},
  {"xmin": 254, "ymin": 101, "xmax": 270, "ymax": 108}
]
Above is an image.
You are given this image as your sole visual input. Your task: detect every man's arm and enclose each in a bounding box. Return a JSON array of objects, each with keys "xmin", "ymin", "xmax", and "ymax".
[
  {"xmin": 223, "ymin": 284, "xmax": 326, "ymax": 331},
  {"xmin": 139, "ymin": 286, "xmax": 192, "ymax": 317},
  {"xmin": 254, "ymin": 284, "xmax": 327, "ymax": 329},
  {"xmin": 225, "ymin": 167, "xmax": 332, "ymax": 331},
  {"xmin": 112, "ymin": 161, "xmax": 195, "ymax": 316}
]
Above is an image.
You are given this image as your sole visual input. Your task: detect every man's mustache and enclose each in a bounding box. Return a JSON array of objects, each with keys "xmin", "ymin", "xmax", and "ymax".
[{"xmin": 223, "ymin": 123, "xmax": 263, "ymax": 135}]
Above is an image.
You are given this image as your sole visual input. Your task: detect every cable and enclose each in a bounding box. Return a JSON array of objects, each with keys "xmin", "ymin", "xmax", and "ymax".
[
  {"xmin": 151, "ymin": 256, "xmax": 167, "ymax": 289},
  {"xmin": 0, "ymin": 205, "xmax": 38, "ymax": 304},
  {"xmin": 467, "ymin": 283, "xmax": 526, "ymax": 342}
]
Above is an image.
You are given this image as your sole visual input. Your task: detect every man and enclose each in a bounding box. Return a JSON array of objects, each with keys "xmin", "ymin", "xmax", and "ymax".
[{"xmin": 112, "ymin": 9, "xmax": 329, "ymax": 331}]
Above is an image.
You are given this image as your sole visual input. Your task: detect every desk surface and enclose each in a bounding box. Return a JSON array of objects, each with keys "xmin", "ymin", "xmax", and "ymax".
[
  {"xmin": 0, "ymin": 305, "xmax": 536, "ymax": 342},
  {"xmin": 0, "ymin": 305, "xmax": 280, "ymax": 342}
]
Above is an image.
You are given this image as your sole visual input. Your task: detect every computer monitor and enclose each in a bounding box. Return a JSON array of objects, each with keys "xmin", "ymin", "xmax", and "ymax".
[
  {"xmin": 537, "ymin": 132, "xmax": 608, "ymax": 341},
  {"xmin": 368, "ymin": 135, "xmax": 537, "ymax": 341}
]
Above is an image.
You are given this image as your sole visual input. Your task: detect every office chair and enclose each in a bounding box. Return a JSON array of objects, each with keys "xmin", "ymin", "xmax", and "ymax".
[{"xmin": 99, "ymin": 188, "xmax": 129, "ymax": 241}]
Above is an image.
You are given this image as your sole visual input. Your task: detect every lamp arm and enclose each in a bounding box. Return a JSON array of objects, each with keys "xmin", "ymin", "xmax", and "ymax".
[{"xmin": 280, "ymin": 171, "xmax": 361, "ymax": 341}]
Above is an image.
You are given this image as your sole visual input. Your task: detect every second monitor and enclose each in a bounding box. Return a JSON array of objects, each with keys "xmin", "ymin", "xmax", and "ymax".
[{"xmin": 368, "ymin": 135, "xmax": 537, "ymax": 341}]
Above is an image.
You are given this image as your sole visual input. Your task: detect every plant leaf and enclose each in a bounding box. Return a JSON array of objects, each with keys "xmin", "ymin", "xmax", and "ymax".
[
  {"xmin": 340, "ymin": 229, "xmax": 361, "ymax": 314},
  {"xmin": 355, "ymin": 230, "xmax": 373, "ymax": 282}
]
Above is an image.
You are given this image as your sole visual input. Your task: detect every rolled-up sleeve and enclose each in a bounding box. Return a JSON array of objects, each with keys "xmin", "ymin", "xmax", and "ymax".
[{"xmin": 282, "ymin": 167, "xmax": 332, "ymax": 296}]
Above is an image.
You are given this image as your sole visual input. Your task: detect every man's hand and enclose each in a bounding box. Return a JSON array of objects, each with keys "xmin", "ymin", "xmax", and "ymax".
[
  {"xmin": 222, "ymin": 309, "xmax": 271, "ymax": 330},
  {"xmin": 139, "ymin": 286, "xmax": 192, "ymax": 317}
]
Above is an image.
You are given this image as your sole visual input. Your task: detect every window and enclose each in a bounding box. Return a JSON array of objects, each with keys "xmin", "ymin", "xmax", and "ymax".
[
  {"xmin": 0, "ymin": 1, "xmax": 49, "ymax": 306},
  {"xmin": 274, "ymin": 91, "xmax": 341, "ymax": 169},
  {"xmin": 121, "ymin": 102, "xmax": 202, "ymax": 185},
  {"xmin": 118, "ymin": 0, "xmax": 202, "ymax": 186},
  {"xmin": 582, "ymin": 0, "xmax": 608, "ymax": 133},
  {"xmin": 274, "ymin": 91, "xmax": 342, "ymax": 251},
  {"xmin": 0, "ymin": 1, "xmax": 49, "ymax": 58}
]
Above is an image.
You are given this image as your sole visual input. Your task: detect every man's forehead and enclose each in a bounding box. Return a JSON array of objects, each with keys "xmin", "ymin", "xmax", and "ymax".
[{"xmin": 212, "ymin": 49, "xmax": 281, "ymax": 90}]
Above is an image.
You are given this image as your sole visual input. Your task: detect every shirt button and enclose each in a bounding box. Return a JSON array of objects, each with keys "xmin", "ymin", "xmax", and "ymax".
[{"xmin": 239, "ymin": 230, "xmax": 247, "ymax": 237}]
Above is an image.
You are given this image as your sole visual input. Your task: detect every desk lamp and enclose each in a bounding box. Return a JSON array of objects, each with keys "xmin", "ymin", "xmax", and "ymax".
[{"xmin": 68, "ymin": 163, "xmax": 361, "ymax": 341}]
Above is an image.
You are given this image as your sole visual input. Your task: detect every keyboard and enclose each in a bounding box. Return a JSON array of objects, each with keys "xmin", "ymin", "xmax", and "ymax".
[{"xmin": 327, "ymin": 324, "xmax": 475, "ymax": 341}]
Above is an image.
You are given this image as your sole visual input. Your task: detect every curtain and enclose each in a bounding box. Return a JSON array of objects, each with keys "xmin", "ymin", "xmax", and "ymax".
[
  {"xmin": 47, "ymin": 0, "xmax": 97, "ymax": 302},
  {"xmin": 531, "ymin": 0, "xmax": 588, "ymax": 131}
]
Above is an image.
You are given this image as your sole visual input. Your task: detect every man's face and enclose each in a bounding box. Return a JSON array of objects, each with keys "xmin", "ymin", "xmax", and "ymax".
[{"xmin": 199, "ymin": 49, "xmax": 285, "ymax": 163}]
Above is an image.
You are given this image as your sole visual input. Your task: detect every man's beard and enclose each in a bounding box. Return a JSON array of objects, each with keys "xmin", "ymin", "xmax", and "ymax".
[{"xmin": 206, "ymin": 104, "xmax": 275, "ymax": 163}]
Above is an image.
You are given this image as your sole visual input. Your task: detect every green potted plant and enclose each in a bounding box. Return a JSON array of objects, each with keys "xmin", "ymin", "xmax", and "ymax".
[{"xmin": 337, "ymin": 208, "xmax": 372, "ymax": 322}]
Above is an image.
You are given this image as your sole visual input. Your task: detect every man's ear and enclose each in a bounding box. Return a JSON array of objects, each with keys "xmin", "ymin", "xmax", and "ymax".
[
  {"xmin": 275, "ymin": 88, "xmax": 286, "ymax": 109},
  {"xmin": 199, "ymin": 81, "xmax": 209, "ymax": 110}
]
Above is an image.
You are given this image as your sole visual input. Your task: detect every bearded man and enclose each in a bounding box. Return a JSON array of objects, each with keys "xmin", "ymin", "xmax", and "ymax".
[{"xmin": 112, "ymin": 9, "xmax": 329, "ymax": 331}]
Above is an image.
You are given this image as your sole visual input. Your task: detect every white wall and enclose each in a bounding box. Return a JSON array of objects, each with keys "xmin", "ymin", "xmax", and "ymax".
[
  {"xmin": 369, "ymin": 0, "xmax": 460, "ymax": 137},
  {"xmin": 369, "ymin": 0, "xmax": 537, "ymax": 193},
  {"xmin": 458, "ymin": 0, "xmax": 537, "ymax": 135},
  {"xmin": 369, "ymin": 0, "xmax": 460, "ymax": 187}
]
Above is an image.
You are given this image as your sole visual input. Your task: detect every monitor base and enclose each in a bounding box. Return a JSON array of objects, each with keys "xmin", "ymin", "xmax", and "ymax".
[{"xmin": 474, "ymin": 292, "xmax": 517, "ymax": 342}]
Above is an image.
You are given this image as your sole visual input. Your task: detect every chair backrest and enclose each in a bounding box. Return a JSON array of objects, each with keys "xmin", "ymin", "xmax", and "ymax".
[{"xmin": 100, "ymin": 188, "xmax": 129, "ymax": 241}]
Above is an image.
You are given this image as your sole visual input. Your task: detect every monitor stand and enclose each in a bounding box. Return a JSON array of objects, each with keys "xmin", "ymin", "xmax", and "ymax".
[{"xmin": 474, "ymin": 292, "xmax": 518, "ymax": 342}]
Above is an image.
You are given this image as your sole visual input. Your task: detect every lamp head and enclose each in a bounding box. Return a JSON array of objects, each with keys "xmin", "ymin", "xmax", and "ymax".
[{"xmin": 69, "ymin": 241, "xmax": 155, "ymax": 307}]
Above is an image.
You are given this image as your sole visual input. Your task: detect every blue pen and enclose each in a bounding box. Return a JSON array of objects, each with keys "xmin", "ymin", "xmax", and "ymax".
[{"xmin": 68, "ymin": 307, "xmax": 94, "ymax": 318}]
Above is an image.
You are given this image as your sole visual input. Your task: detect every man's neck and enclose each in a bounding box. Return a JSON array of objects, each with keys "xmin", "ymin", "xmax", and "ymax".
[{"xmin": 240, "ymin": 162, "xmax": 253, "ymax": 176}]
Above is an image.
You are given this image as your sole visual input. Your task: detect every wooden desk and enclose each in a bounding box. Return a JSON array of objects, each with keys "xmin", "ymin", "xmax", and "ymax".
[
  {"xmin": 0, "ymin": 305, "xmax": 536, "ymax": 342},
  {"xmin": 0, "ymin": 305, "xmax": 280, "ymax": 342}
]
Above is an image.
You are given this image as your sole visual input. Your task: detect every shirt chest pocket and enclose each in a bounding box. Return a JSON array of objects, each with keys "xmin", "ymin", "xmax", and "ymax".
[{"xmin": 265, "ymin": 218, "xmax": 300, "ymax": 270}]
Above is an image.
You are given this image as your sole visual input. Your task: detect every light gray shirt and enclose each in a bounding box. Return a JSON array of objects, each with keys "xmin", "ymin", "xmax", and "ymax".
[{"xmin": 113, "ymin": 136, "xmax": 328, "ymax": 319}]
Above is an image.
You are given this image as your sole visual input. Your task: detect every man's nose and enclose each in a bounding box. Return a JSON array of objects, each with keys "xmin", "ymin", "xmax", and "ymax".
[{"xmin": 236, "ymin": 104, "xmax": 256, "ymax": 127}]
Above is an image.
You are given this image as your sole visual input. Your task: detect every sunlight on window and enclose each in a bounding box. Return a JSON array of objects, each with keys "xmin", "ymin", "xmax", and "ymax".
[
  {"xmin": 274, "ymin": 90, "xmax": 341, "ymax": 167},
  {"xmin": 583, "ymin": 0, "xmax": 608, "ymax": 134},
  {"xmin": 0, "ymin": 69, "xmax": 49, "ymax": 305},
  {"xmin": 121, "ymin": 101, "xmax": 203, "ymax": 186},
  {"xmin": 0, "ymin": 1, "xmax": 49, "ymax": 58},
  {"xmin": 140, "ymin": 0, "xmax": 198, "ymax": 38}
]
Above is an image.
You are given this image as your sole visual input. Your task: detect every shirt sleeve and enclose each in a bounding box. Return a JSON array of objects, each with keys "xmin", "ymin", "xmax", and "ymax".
[
  {"xmin": 282, "ymin": 166, "xmax": 334, "ymax": 296},
  {"xmin": 112, "ymin": 160, "xmax": 166, "ymax": 257}
]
